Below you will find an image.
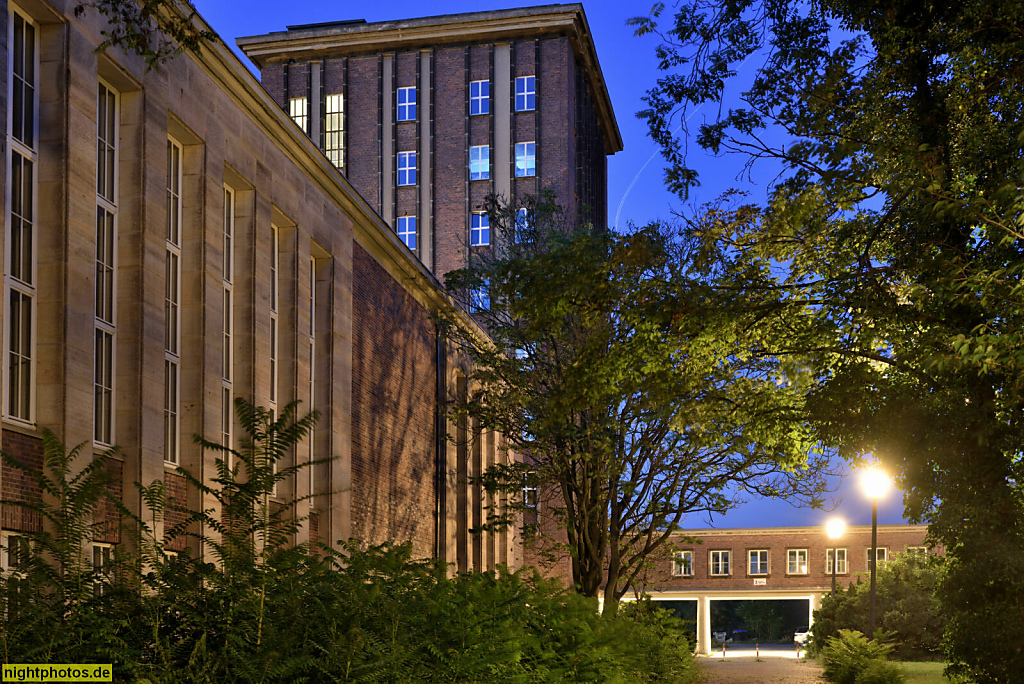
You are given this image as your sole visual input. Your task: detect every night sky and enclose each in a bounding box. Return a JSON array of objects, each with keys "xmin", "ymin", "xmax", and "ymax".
[{"xmin": 191, "ymin": 0, "xmax": 909, "ymax": 530}]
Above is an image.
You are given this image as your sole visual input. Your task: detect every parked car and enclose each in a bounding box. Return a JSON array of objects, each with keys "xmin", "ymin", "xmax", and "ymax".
[{"xmin": 793, "ymin": 627, "xmax": 811, "ymax": 645}]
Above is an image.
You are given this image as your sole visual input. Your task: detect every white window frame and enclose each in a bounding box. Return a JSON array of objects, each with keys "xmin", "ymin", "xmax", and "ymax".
[
  {"xmin": 4, "ymin": 7, "xmax": 39, "ymax": 425},
  {"xmin": 397, "ymin": 216, "xmax": 416, "ymax": 250},
  {"xmin": 470, "ymin": 80, "xmax": 489, "ymax": 115},
  {"xmin": 672, "ymin": 550, "xmax": 693, "ymax": 577},
  {"xmin": 469, "ymin": 145, "xmax": 490, "ymax": 181},
  {"xmin": 92, "ymin": 541, "xmax": 113, "ymax": 594},
  {"xmin": 94, "ymin": 80, "xmax": 119, "ymax": 446},
  {"xmin": 515, "ymin": 75, "xmax": 535, "ymax": 112},
  {"xmin": 324, "ymin": 93, "xmax": 344, "ymax": 169},
  {"xmin": 709, "ymin": 549, "xmax": 731, "ymax": 576},
  {"xmin": 471, "ymin": 213, "xmax": 489, "ymax": 247},
  {"xmin": 827, "ymin": 547, "xmax": 848, "ymax": 574},
  {"xmin": 522, "ymin": 471, "xmax": 538, "ymax": 508},
  {"xmin": 397, "ymin": 86, "xmax": 416, "ymax": 121},
  {"xmin": 1, "ymin": 532, "xmax": 29, "ymax": 574},
  {"xmin": 164, "ymin": 137, "xmax": 183, "ymax": 465},
  {"xmin": 470, "ymin": 279, "xmax": 490, "ymax": 312},
  {"xmin": 748, "ymin": 549, "xmax": 769, "ymax": 575},
  {"xmin": 787, "ymin": 548, "xmax": 809, "ymax": 575},
  {"xmin": 289, "ymin": 96, "xmax": 308, "ymax": 134},
  {"xmin": 905, "ymin": 546, "xmax": 927, "ymax": 556},
  {"xmin": 515, "ymin": 141, "xmax": 536, "ymax": 177},
  {"xmin": 867, "ymin": 547, "xmax": 888, "ymax": 567},
  {"xmin": 397, "ymin": 151, "xmax": 417, "ymax": 186}
]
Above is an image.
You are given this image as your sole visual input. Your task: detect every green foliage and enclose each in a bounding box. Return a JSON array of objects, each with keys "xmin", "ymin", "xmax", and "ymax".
[
  {"xmin": 74, "ymin": 0, "xmax": 216, "ymax": 69},
  {"xmin": 442, "ymin": 193, "xmax": 829, "ymax": 610},
  {"xmin": 812, "ymin": 553, "xmax": 945, "ymax": 660},
  {"xmin": 0, "ymin": 400, "xmax": 698, "ymax": 683},
  {"xmin": 634, "ymin": 0, "xmax": 1024, "ymax": 679},
  {"xmin": 822, "ymin": 630, "xmax": 905, "ymax": 684}
]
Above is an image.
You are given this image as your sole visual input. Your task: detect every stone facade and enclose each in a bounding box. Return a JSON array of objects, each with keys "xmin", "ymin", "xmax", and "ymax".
[{"xmin": 0, "ymin": 0, "xmax": 514, "ymax": 574}]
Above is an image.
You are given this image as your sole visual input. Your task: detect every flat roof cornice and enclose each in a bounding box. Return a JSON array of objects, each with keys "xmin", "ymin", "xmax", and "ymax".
[{"xmin": 237, "ymin": 4, "xmax": 623, "ymax": 153}]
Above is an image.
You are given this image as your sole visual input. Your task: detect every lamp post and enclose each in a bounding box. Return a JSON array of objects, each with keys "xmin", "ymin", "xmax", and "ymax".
[
  {"xmin": 861, "ymin": 467, "xmax": 891, "ymax": 632},
  {"xmin": 826, "ymin": 518, "xmax": 846, "ymax": 598}
]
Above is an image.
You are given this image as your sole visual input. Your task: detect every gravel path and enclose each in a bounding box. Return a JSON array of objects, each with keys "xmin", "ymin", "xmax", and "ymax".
[{"xmin": 698, "ymin": 656, "xmax": 828, "ymax": 683}]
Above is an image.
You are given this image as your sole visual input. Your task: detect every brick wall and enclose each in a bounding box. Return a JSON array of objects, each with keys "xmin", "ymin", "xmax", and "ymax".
[
  {"xmin": 433, "ymin": 47, "xmax": 468, "ymax": 281},
  {"xmin": 164, "ymin": 471, "xmax": 188, "ymax": 552},
  {"xmin": 347, "ymin": 56, "xmax": 381, "ymax": 210},
  {"xmin": 350, "ymin": 242, "xmax": 437, "ymax": 558},
  {"xmin": 94, "ymin": 457, "xmax": 123, "ymax": 544},
  {"xmin": 1, "ymin": 431, "xmax": 43, "ymax": 532}
]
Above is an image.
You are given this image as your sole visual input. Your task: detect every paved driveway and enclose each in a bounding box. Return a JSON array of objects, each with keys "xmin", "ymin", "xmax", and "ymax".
[{"xmin": 698, "ymin": 655, "xmax": 827, "ymax": 683}]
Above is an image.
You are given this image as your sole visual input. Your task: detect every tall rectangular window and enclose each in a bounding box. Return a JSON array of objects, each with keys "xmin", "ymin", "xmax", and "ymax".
[
  {"xmin": 222, "ymin": 186, "xmax": 234, "ymax": 451},
  {"xmin": 324, "ymin": 93, "xmax": 344, "ymax": 169},
  {"xmin": 94, "ymin": 82, "xmax": 118, "ymax": 445},
  {"xmin": 867, "ymin": 547, "xmax": 888, "ymax": 567},
  {"xmin": 470, "ymin": 80, "xmax": 489, "ymax": 115},
  {"xmin": 5, "ymin": 10, "xmax": 38, "ymax": 423},
  {"xmin": 470, "ymin": 279, "xmax": 490, "ymax": 312},
  {"xmin": 308, "ymin": 255, "xmax": 316, "ymax": 499},
  {"xmin": 397, "ymin": 216, "xmax": 417, "ymax": 250},
  {"xmin": 515, "ymin": 76, "xmax": 535, "ymax": 112},
  {"xmin": 469, "ymin": 145, "xmax": 490, "ymax": 181},
  {"xmin": 672, "ymin": 551, "xmax": 693, "ymax": 577},
  {"xmin": 289, "ymin": 96, "xmax": 308, "ymax": 134},
  {"xmin": 471, "ymin": 213, "xmax": 489, "ymax": 247},
  {"xmin": 164, "ymin": 138, "xmax": 183, "ymax": 464},
  {"xmin": 709, "ymin": 550, "xmax": 731, "ymax": 576},
  {"xmin": 269, "ymin": 224, "xmax": 279, "ymax": 408},
  {"xmin": 515, "ymin": 142, "xmax": 536, "ymax": 177},
  {"xmin": 397, "ymin": 87, "xmax": 416, "ymax": 121},
  {"xmin": 397, "ymin": 151, "xmax": 417, "ymax": 186}
]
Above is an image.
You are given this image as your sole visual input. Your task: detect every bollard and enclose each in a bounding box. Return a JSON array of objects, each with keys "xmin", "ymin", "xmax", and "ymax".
[
  {"xmin": 756, "ymin": 643, "xmax": 759, "ymax": 658},
  {"xmin": 722, "ymin": 643, "xmax": 726, "ymax": 659}
]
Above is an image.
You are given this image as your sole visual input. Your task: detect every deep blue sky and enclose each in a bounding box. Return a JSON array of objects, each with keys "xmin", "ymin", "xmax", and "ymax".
[{"xmin": 192, "ymin": 0, "xmax": 908, "ymax": 530}]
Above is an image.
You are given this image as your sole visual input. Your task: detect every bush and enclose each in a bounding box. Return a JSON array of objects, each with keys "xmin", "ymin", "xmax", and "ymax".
[
  {"xmin": 821, "ymin": 630, "xmax": 904, "ymax": 684},
  {"xmin": 0, "ymin": 401, "xmax": 698, "ymax": 683},
  {"xmin": 810, "ymin": 553, "xmax": 945, "ymax": 660}
]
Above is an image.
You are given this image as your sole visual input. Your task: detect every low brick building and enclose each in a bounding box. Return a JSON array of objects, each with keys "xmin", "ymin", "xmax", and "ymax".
[{"xmin": 0, "ymin": 0, "xmax": 514, "ymax": 575}]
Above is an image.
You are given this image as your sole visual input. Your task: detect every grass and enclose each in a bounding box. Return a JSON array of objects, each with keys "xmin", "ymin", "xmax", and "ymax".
[{"xmin": 900, "ymin": 661, "xmax": 953, "ymax": 683}]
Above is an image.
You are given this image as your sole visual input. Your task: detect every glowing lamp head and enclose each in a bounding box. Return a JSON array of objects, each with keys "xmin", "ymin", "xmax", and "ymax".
[
  {"xmin": 826, "ymin": 518, "xmax": 846, "ymax": 540},
  {"xmin": 861, "ymin": 467, "xmax": 891, "ymax": 501}
]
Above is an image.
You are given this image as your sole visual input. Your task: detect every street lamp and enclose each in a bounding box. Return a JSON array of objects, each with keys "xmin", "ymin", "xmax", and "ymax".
[
  {"xmin": 860, "ymin": 467, "xmax": 891, "ymax": 631},
  {"xmin": 826, "ymin": 518, "xmax": 846, "ymax": 598}
]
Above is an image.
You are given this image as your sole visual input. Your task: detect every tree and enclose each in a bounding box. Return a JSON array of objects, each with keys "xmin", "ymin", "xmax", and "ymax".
[
  {"xmin": 633, "ymin": 1, "xmax": 1024, "ymax": 680},
  {"xmin": 74, "ymin": 0, "xmax": 215, "ymax": 68},
  {"xmin": 442, "ymin": 195, "xmax": 828, "ymax": 616}
]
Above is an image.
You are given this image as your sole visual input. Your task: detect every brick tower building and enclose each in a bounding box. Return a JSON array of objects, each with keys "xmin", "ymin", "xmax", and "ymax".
[{"xmin": 237, "ymin": 4, "xmax": 622, "ymax": 280}]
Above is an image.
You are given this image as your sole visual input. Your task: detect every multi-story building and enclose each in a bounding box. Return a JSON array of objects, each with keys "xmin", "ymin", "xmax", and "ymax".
[
  {"xmin": 237, "ymin": 4, "xmax": 622, "ymax": 280},
  {"xmin": 0, "ymin": 0, "xmax": 513, "ymax": 576}
]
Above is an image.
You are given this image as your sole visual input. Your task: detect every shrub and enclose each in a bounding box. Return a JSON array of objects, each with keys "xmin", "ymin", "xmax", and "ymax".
[
  {"xmin": 0, "ymin": 400, "xmax": 698, "ymax": 683},
  {"xmin": 821, "ymin": 630, "xmax": 904, "ymax": 684}
]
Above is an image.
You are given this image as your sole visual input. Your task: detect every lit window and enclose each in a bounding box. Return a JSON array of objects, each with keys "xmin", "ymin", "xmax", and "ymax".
[
  {"xmin": 470, "ymin": 279, "xmax": 490, "ymax": 312},
  {"xmin": 324, "ymin": 93, "xmax": 344, "ymax": 169},
  {"xmin": 905, "ymin": 546, "xmax": 927, "ymax": 557},
  {"xmin": 6, "ymin": 11, "xmax": 38, "ymax": 423},
  {"xmin": 748, "ymin": 549, "xmax": 769, "ymax": 575},
  {"xmin": 522, "ymin": 471, "xmax": 538, "ymax": 508},
  {"xmin": 397, "ymin": 216, "xmax": 417, "ymax": 250},
  {"xmin": 289, "ymin": 96, "xmax": 308, "ymax": 133},
  {"xmin": 709, "ymin": 550, "xmax": 731, "ymax": 576},
  {"xmin": 471, "ymin": 213, "xmax": 489, "ymax": 247},
  {"xmin": 788, "ymin": 548, "xmax": 808, "ymax": 574},
  {"xmin": 469, "ymin": 145, "xmax": 490, "ymax": 181},
  {"xmin": 672, "ymin": 551, "xmax": 693, "ymax": 577},
  {"xmin": 2, "ymin": 533, "xmax": 29, "ymax": 573},
  {"xmin": 827, "ymin": 548, "xmax": 848, "ymax": 574},
  {"xmin": 515, "ymin": 75, "xmax": 535, "ymax": 111},
  {"xmin": 92, "ymin": 542, "xmax": 113, "ymax": 595},
  {"xmin": 515, "ymin": 142, "xmax": 536, "ymax": 177},
  {"xmin": 470, "ymin": 80, "xmax": 490, "ymax": 115},
  {"xmin": 397, "ymin": 151, "xmax": 417, "ymax": 186},
  {"xmin": 397, "ymin": 87, "xmax": 416, "ymax": 121}
]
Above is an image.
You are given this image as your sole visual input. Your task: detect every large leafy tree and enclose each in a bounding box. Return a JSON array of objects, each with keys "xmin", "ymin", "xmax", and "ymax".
[
  {"xmin": 633, "ymin": 1, "xmax": 1024, "ymax": 680},
  {"xmin": 443, "ymin": 196, "xmax": 827, "ymax": 615}
]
